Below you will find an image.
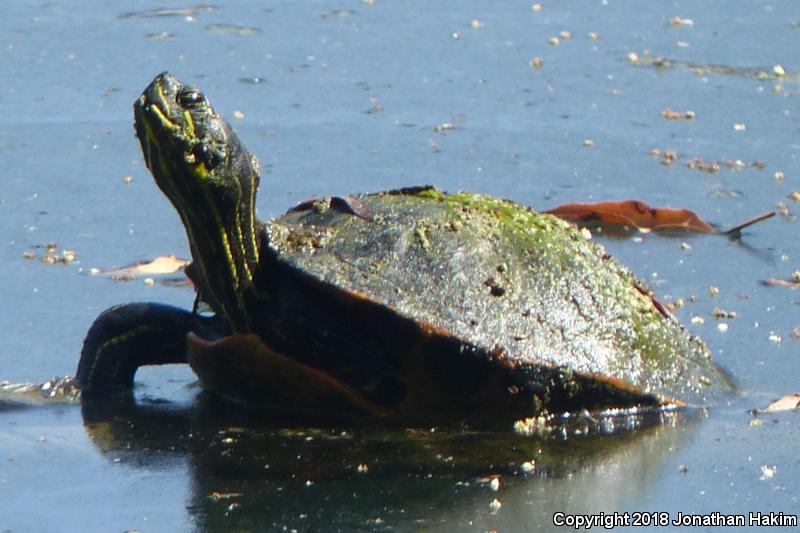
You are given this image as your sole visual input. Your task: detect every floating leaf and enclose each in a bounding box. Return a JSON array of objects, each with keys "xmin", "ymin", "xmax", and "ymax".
[
  {"xmin": 758, "ymin": 393, "xmax": 800, "ymax": 413},
  {"xmin": 92, "ymin": 254, "xmax": 189, "ymax": 280},
  {"xmin": 545, "ymin": 200, "xmax": 716, "ymax": 233},
  {"xmin": 545, "ymin": 200, "xmax": 774, "ymax": 235}
]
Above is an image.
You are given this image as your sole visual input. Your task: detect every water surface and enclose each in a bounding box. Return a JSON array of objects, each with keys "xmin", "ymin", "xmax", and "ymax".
[{"xmin": 1, "ymin": 1, "xmax": 798, "ymax": 531}]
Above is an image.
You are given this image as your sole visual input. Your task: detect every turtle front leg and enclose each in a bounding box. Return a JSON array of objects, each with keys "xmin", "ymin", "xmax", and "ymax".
[{"xmin": 77, "ymin": 302, "xmax": 224, "ymax": 392}]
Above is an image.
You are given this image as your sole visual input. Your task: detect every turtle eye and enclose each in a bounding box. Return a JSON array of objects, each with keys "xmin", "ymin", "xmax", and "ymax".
[{"xmin": 177, "ymin": 87, "xmax": 205, "ymax": 109}]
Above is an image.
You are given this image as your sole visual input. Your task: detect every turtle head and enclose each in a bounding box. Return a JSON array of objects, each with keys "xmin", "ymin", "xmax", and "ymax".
[{"xmin": 134, "ymin": 72, "xmax": 262, "ymax": 331}]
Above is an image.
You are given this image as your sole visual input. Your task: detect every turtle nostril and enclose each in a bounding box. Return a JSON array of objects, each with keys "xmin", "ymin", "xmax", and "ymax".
[{"xmin": 191, "ymin": 142, "xmax": 223, "ymax": 169}]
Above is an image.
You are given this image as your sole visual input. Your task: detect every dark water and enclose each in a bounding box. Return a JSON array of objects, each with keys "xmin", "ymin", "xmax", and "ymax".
[{"xmin": 1, "ymin": 2, "xmax": 798, "ymax": 532}]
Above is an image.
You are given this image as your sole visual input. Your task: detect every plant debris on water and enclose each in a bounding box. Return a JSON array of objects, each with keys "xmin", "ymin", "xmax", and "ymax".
[
  {"xmin": 23, "ymin": 242, "xmax": 76, "ymax": 265},
  {"xmin": 627, "ymin": 52, "xmax": 797, "ymax": 81},
  {"xmin": 89, "ymin": 254, "xmax": 189, "ymax": 281},
  {"xmin": 755, "ymin": 394, "xmax": 800, "ymax": 413}
]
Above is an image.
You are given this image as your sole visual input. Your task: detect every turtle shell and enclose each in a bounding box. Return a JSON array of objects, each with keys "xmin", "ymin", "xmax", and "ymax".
[{"xmin": 205, "ymin": 186, "xmax": 730, "ymax": 417}]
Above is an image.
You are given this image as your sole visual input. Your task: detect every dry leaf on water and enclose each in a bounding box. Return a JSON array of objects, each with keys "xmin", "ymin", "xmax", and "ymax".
[
  {"xmin": 545, "ymin": 200, "xmax": 774, "ymax": 235},
  {"xmin": 544, "ymin": 200, "xmax": 716, "ymax": 233},
  {"xmin": 92, "ymin": 254, "xmax": 189, "ymax": 278},
  {"xmin": 758, "ymin": 394, "xmax": 800, "ymax": 413}
]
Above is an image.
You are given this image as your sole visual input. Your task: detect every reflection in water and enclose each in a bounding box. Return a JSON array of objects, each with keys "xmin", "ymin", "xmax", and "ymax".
[{"xmin": 80, "ymin": 393, "xmax": 703, "ymax": 532}]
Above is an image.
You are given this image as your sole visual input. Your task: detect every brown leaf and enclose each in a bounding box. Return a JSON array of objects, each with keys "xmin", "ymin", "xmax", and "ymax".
[
  {"xmin": 287, "ymin": 196, "xmax": 374, "ymax": 220},
  {"xmin": 759, "ymin": 393, "xmax": 800, "ymax": 413},
  {"xmin": 545, "ymin": 200, "xmax": 716, "ymax": 233},
  {"xmin": 92, "ymin": 254, "xmax": 189, "ymax": 279}
]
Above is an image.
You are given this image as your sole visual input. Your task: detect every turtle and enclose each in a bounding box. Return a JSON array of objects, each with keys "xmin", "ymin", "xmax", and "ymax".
[{"xmin": 76, "ymin": 72, "xmax": 731, "ymax": 421}]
